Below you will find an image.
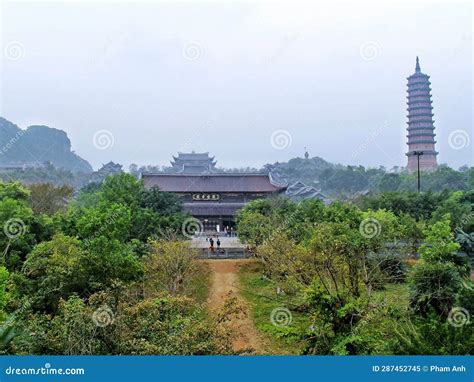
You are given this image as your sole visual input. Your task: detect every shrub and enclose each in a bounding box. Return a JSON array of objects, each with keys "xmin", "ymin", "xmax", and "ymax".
[
  {"xmin": 114, "ymin": 295, "xmax": 232, "ymax": 355},
  {"xmin": 409, "ymin": 262, "xmax": 463, "ymax": 316},
  {"xmin": 144, "ymin": 241, "xmax": 198, "ymax": 295},
  {"xmin": 393, "ymin": 312, "xmax": 474, "ymax": 355},
  {"xmin": 378, "ymin": 254, "xmax": 407, "ymax": 284}
]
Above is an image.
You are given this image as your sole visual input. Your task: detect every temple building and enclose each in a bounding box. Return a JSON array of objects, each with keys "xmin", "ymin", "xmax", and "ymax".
[
  {"xmin": 169, "ymin": 151, "xmax": 217, "ymax": 173},
  {"xmin": 285, "ymin": 181, "xmax": 331, "ymax": 204},
  {"xmin": 142, "ymin": 153, "xmax": 287, "ymax": 231},
  {"xmin": 405, "ymin": 57, "xmax": 438, "ymax": 173}
]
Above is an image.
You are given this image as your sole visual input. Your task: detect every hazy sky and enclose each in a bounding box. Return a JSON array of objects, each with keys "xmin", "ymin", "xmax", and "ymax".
[{"xmin": 0, "ymin": 0, "xmax": 472, "ymax": 170}]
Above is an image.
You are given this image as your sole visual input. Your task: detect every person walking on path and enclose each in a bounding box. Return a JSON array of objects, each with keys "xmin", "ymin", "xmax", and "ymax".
[
  {"xmin": 209, "ymin": 237, "xmax": 214, "ymax": 252},
  {"xmin": 217, "ymin": 237, "xmax": 221, "ymax": 251}
]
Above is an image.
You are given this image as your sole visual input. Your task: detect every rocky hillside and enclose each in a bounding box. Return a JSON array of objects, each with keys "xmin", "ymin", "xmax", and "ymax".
[{"xmin": 0, "ymin": 117, "xmax": 92, "ymax": 173}]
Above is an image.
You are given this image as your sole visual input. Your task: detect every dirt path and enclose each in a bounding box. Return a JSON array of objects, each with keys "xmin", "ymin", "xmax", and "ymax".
[{"xmin": 204, "ymin": 259, "xmax": 265, "ymax": 354}]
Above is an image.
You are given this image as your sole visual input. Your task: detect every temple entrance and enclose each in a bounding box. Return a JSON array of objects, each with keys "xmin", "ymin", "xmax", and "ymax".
[
  {"xmin": 202, "ymin": 218, "xmax": 219, "ymax": 232},
  {"xmin": 200, "ymin": 216, "xmax": 236, "ymax": 233},
  {"xmin": 221, "ymin": 219, "xmax": 237, "ymax": 236},
  {"xmin": 222, "ymin": 219, "xmax": 236, "ymax": 229}
]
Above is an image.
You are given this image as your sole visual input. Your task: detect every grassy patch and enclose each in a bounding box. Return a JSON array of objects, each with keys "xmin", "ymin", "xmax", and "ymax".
[
  {"xmin": 237, "ymin": 261, "xmax": 310, "ymax": 354},
  {"xmin": 374, "ymin": 283, "xmax": 410, "ymax": 309},
  {"xmin": 188, "ymin": 261, "xmax": 212, "ymax": 304},
  {"xmin": 238, "ymin": 261, "xmax": 412, "ymax": 355}
]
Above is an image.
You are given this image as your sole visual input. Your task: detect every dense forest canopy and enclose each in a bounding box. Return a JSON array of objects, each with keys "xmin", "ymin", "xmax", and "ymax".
[
  {"xmin": 0, "ymin": 118, "xmax": 472, "ymax": 355},
  {"xmin": 0, "ymin": 175, "xmax": 240, "ymax": 354},
  {"xmin": 235, "ymin": 193, "xmax": 473, "ymax": 354},
  {"xmin": 0, "ymin": 172, "xmax": 472, "ymax": 355}
]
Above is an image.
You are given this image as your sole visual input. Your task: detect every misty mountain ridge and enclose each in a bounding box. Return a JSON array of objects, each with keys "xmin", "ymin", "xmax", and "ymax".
[
  {"xmin": 0, "ymin": 116, "xmax": 342, "ymax": 182},
  {"xmin": 0, "ymin": 117, "xmax": 471, "ymax": 197},
  {"xmin": 0, "ymin": 117, "xmax": 92, "ymax": 173}
]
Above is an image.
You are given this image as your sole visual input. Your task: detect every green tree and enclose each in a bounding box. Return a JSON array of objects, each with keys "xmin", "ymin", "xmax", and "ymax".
[
  {"xmin": 76, "ymin": 203, "xmax": 132, "ymax": 243},
  {"xmin": 144, "ymin": 241, "xmax": 198, "ymax": 295},
  {"xmin": 28, "ymin": 183, "xmax": 73, "ymax": 215},
  {"xmin": 0, "ymin": 198, "xmax": 35, "ymax": 270},
  {"xmin": 378, "ymin": 173, "xmax": 401, "ymax": 192},
  {"xmin": 285, "ymin": 199, "xmax": 325, "ymax": 243},
  {"xmin": 418, "ymin": 215, "xmax": 465, "ymax": 273},
  {"xmin": 82, "ymin": 236, "xmax": 143, "ymax": 290},
  {"xmin": 100, "ymin": 173, "xmax": 142, "ymax": 207},
  {"xmin": 236, "ymin": 211, "xmax": 273, "ymax": 247},
  {"xmin": 21, "ymin": 234, "xmax": 143, "ymax": 313},
  {"xmin": 45, "ymin": 295, "xmax": 105, "ymax": 355},
  {"xmin": 409, "ymin": 262, "xmax": 463, "ymax": 316},
  {"xmin": 398, "ymin": 214, "xmax": 425, "ymax": 256},
  {"xmin": 22, "ymin": 234, "xmax": 87, "ymax": 312},
  {"xmin": 0, "ymin": 182, "xmax": 30, "ymax": 202},
  {"xmin": 431, "ymin": 191, "xmax": 472, "ymax": 230},
  {"xmin": 140, "ymin": 187, "xmax": 184, "ymax": 216},
  {"xmin": 0, "ymin": 267, "xmax": 10, "ymax": 322}
]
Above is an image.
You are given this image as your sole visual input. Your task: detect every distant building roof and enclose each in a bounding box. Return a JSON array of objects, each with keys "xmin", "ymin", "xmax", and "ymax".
[
  {"xmin": 170, "ymin": 151, "xmax": 217, "ymax": 173},
  {"xmin": 286, "ymin": 181, "xmax": 307, "ymax": 193},
  {"xmin": 97, "ymin": 161, "xmax": 123, "ymax": 173},
  {"xmin": 173, "ymin": 152, "xmax": 215, "ymax": 161},
  {"xmin": 142, "ymin": 173, "xmax": 286, "ymax": 193},
  {"xmin": 286, "ymin": 181, "xmax": 331, "ymax": 204}
]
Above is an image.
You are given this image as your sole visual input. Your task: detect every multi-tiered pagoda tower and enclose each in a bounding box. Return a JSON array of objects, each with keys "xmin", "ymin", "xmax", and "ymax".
[{"xmin": 405, "ymin": 57, "xmax": 438, "ymax": 173}]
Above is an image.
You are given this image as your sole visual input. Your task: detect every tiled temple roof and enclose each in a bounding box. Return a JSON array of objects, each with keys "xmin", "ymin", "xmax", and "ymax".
[
  {"xmin": 170, "ymin": 152, "xmax": 217, "ymax": 173},
  {"xmin": 142, "ymin": 173, "xmax": 286, "ymax": 193},
  {"xmin": 173, "ymin": 152, "xmax": 215, "ymax": 161}
]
